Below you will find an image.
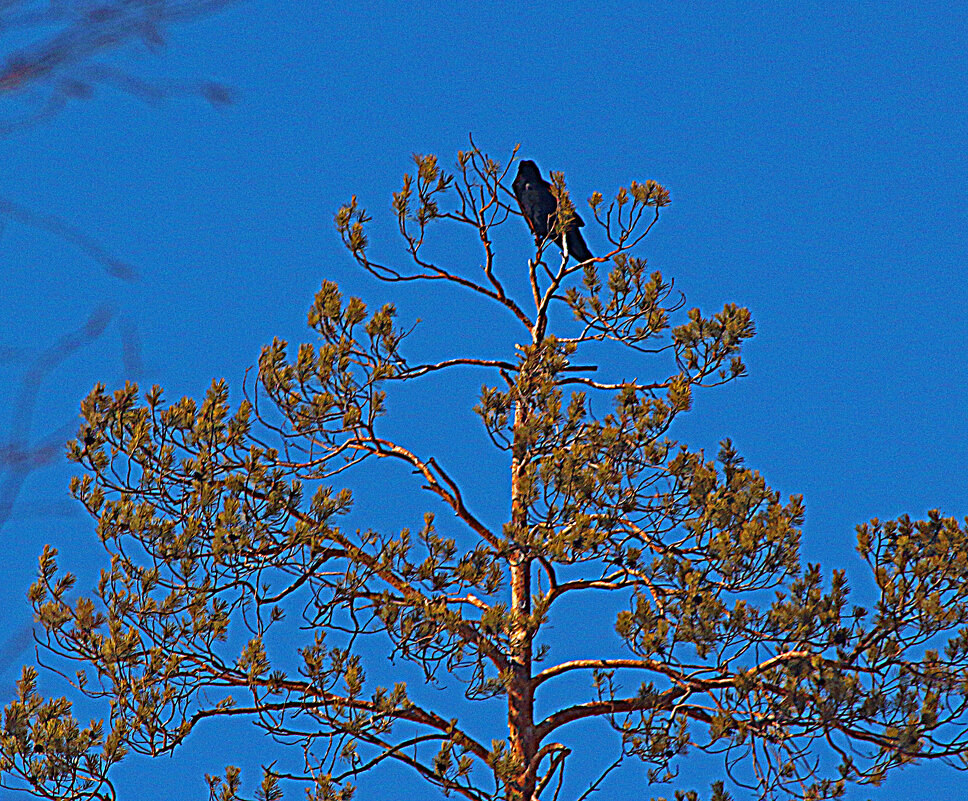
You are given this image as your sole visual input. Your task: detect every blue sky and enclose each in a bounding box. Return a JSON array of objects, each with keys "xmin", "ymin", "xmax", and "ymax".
[{"xmin": 1, "ymin": 2, "xmax": 966, "ymax": 798}]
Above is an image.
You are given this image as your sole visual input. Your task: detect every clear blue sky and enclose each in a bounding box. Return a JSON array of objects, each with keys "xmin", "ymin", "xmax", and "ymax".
[{"xmin": 1, "ymin": 2, "xmax": 966, "ymax": 798}]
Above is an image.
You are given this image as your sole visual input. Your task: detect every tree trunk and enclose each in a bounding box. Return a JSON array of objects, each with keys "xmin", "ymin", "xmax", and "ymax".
[{"xmin": 508, "ymin": 392, "xmax": 536, "ymax": 799}]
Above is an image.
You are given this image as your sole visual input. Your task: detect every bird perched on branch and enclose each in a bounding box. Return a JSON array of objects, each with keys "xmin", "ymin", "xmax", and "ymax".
[{"xmin": 512, "ymin": 159, "xmax": 593, "ymax": 263}]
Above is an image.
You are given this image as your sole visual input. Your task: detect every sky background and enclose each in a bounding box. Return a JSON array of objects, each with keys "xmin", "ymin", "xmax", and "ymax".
[{"xmin": 1, "ymin": 1, "xmax": 967, "ymax": 799}]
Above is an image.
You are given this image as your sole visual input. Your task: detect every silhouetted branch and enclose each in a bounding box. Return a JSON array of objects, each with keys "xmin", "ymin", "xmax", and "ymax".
[{"xmin": 0, "ymin": 0, "xmax": 242, "ymax": 133}]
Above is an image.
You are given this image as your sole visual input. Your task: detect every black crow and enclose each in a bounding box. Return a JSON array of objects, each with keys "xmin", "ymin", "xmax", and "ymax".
[{"xmin": 512, "ymin": 160, "xmax": 593, "ymax": 263}]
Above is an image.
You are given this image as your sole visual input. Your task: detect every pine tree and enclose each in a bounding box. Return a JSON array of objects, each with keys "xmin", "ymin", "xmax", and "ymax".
[{"xmin": 6, "ymin": 143, "xmax": 968, "ymax": 801}]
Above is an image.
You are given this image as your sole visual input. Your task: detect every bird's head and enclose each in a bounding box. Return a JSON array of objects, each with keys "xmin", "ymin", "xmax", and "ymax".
[{"xmin": 515, "ymin": 160, "xmax": 542, "ymax": 183}]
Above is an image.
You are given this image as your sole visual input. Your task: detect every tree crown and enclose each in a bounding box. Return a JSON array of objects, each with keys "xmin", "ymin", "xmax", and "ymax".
[{"xmin": 6, "ymin": 143, "xmax": 968, "ymax": 801}]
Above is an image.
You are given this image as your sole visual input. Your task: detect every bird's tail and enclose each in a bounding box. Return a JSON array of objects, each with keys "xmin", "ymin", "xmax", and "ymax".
[{"xmin": 565, "ymin": 228, "xmax": 594, "ymax": 263}]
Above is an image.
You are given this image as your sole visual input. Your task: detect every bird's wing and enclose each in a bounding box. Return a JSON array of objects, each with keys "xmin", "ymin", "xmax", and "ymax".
[{"xmin": 520, "ymin": 198, "xmax": 539, "ymax": 236}]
